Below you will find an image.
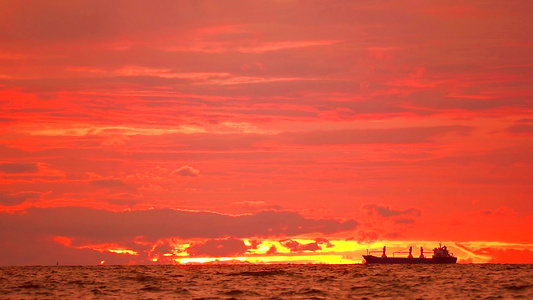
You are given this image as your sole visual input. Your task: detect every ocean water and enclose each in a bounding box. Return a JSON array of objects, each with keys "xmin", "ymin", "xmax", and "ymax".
[{"xmin": 0, "ymin": 264, "xmax": 531, "ymax": 299}]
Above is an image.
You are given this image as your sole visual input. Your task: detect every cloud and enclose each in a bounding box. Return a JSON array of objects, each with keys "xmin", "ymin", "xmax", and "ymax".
[
  {"xmin": 280, "ymin": 240, "xmax": 321, "ymax": 252},
  {"xmin": 0, "ymin": 191, "xmax": 40, "ymax": 206},
  {"xmin": 360, "ymin": 203, "xmax": 421, "ymax": 218},
  {"xmin": 171, "ymin": 165, "xmax": 200, "ymax": 177},
  {"xmin": 279, "ymin": 238, "xmax": 334, "ymax": 252},
  {"xmin": 0, "ymin": 207, "xmax": 358, "ymax": 265},
  {"xmin": 267, "ymin": 245, "xmax": 278, "ymax": 255},
  {"xmin": 0, "ymin": 162, "xmax": 38, "ymax": 174},
  {"xmin": 315, "ymin": 238, "xmax": 334, "ymax": 248},
  {"xmin": 149, "ymin": 243, "xmax": 174, "ymax": 260},
  {"xmin": 395, "ymin": 218, "xmax": 416, "ymax": 224},
  {"xmin": 278, "ymin": 126, "xmax": 471, "ymax": 145},
  {"xmin": 479, "ymin": 207, "xmax": 514, "ymax": 217},
  {"xmin": 0, "ymin": 0, "xmax": 531, "ymax": 266},
  {"xmin": 187, "ymin": 238, "xmax": 249, "ymax": 257},
  {"xmin": 90, "ymin": 179, "xmax": 126, "ymax": 187},
  {"xmin": 506, "ymin": 124, "xmax": 533, "ymax": 134},
  {"xmin": 0, "ymin": 231, "xmax": 137, "ymax": 266}
]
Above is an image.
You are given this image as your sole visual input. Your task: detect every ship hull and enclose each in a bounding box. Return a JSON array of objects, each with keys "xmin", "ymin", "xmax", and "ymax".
[{"xmin": 363, "ymin": 255, "xmax": 457, "ymax": 264}]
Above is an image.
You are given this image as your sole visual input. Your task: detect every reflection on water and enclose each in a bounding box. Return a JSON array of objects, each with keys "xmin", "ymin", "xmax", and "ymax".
[{"xmin": 0, "ymin": 264, "xmax": 531, "ymax": 299}]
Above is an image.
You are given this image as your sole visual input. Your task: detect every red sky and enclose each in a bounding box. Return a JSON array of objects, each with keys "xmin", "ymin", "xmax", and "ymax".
[{"xmin": 0, "ymin": 0, "xmax": 532, "ymax": 265}]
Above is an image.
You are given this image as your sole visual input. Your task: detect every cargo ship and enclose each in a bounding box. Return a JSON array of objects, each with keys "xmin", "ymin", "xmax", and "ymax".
[{"xmin": 363, "ymin": 244, "xmax": 457, "ymax": 264}]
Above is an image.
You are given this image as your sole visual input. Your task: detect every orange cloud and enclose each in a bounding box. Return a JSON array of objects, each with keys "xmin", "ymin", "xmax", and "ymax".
[{"xmin": 0, "ymin": 0, "xmax": 531, "ymax": 265}]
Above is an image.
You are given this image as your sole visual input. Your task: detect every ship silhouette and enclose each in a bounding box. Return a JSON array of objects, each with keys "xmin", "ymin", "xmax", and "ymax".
[{"xmin": 363, "ymin": 244, "xmax": 457, "ymax": 264}]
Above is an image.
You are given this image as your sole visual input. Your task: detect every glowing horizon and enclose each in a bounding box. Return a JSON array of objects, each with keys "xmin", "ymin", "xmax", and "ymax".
[{"xmin": 51, "ymin": 234, "xmax": 533, "ymax": 265}]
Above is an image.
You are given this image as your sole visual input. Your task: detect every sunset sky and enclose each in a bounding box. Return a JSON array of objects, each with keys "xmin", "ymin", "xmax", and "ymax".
[{"xmin": 0, "ymin": 0, "xmax": 532, "ymax": 265}]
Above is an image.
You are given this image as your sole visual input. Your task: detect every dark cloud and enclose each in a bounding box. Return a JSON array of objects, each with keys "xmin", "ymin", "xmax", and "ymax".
[
  {"xmin": 479, "ymin": 207, "xmax": 513, "ymax": 217},
  {"xmin": 0, "ymin": 162, "xmax": 38, "ymax": 174},
  {"xmin": 90, "ymin": 179, "xmax": 126, "ymax": 187},
  {"xmin": 10, "ymin": 207, "xmax": 356, "ymax": 240},
  {"xmin": 408, "ymin": 93, "xmax": 531, "ymax": 112},
  {"xmin": 104, "ymin": 193, "xmax": 141, "ymax": 207},
  {"xmin": 315, "ymin": 238, "xmax": 334, "ymax": 248},
  {"xmin": 360, "ymin": 203, "xmax": 421, "ymax": 218},
  {"xmin": 279, "ymin": 238, "xmax": 334, "ymax": 252},
  {"xmin": 506, "ymin": 124, "xmax": 533, "ymax": 134},
  {"xmin": 0, "ymin": 207, "xmax": 358, "ymax": 265},
  {"xmin": 0, "ymin": 191, "xmax": 40, "ymax": 206},
  {"xmin": 150, "ymin": 243, "xmax": 174, "ymax": 258},
  {"xmin": 171, "ymin": 165, "xmax": 200, "ymax": 177},
  {"xmin": 187, "ymin": 238, "xmax": 249, "ymax": 257},
  {"xmin": 0, "ymin": 231, "xmax": 136, "ymax": 266},
  {"xmin": 280, "ymin": 240, "xmax": 321, "ymax": 252},
  {"xmin": 429, "ymin": 146, "xmax": 533, "ymax": 168},
  {"xmin": 0, "ymin": 1, "xmax": 399, "ymax": 46},
  {"xmin": 395, "ymin": 218, "xmax": 416, "ymax": 224},
  {"xmin": 267, "ymin": 245, "xmax": 278, "ymax": 255},
  {"xmin": 278, "ymin": 126, "xmax": 471, "ymax": 145},
  {"xmin": 247, "ymin": 240, "xmax": 262, "ymax": 249}
]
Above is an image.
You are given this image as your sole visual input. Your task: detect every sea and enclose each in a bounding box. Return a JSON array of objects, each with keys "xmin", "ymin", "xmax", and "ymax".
[{"xmin": 0, "ymin": 264, "xmax": 531, "ymax": 299}]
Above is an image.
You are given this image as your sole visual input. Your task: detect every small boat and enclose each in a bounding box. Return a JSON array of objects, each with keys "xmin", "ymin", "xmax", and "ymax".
[{"xmin": 363, "ymin": 244, "xmax": 457, "ymax": 264}]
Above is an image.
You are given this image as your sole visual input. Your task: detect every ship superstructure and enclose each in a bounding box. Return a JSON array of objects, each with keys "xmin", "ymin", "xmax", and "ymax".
[{"xmin": 363, "ymin": 244, "xmax": 457, "ymax": 264}]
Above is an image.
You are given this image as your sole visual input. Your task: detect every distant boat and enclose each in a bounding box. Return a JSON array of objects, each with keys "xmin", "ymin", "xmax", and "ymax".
[{"xmin": 363, "ymin": 244, "xmax": 457, "ymax": 264}]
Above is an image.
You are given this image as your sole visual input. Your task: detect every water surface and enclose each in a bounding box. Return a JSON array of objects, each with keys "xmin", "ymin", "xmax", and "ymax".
[{"xmin": 0, "ymin": 264, "xmax": 531, "ymax": 299}]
